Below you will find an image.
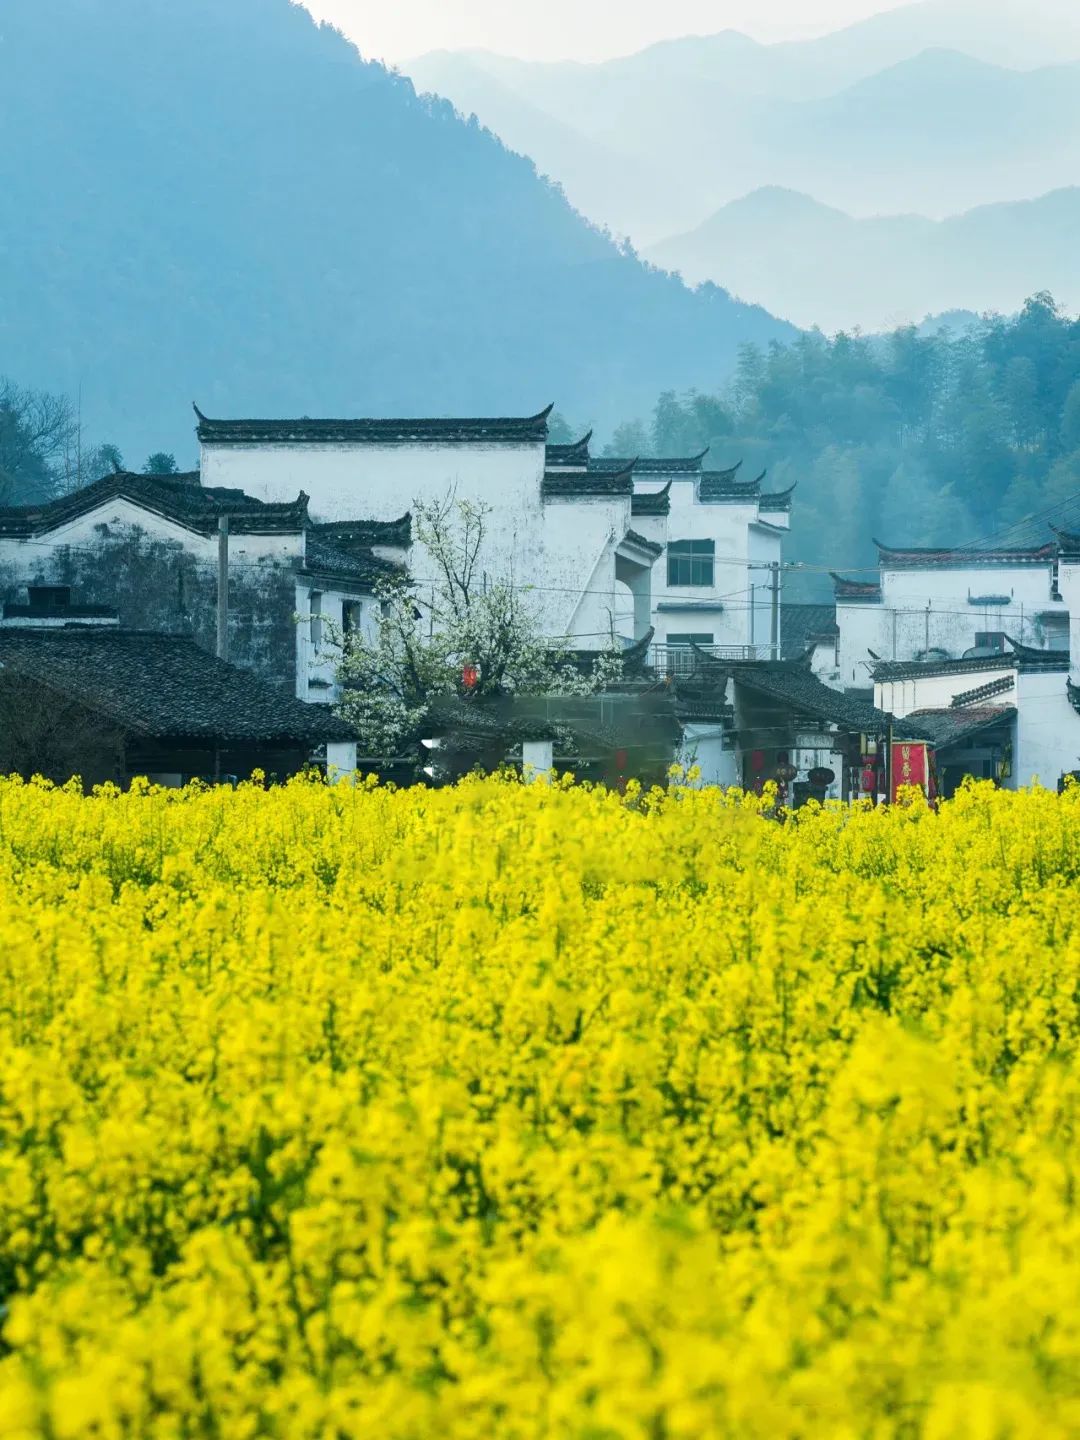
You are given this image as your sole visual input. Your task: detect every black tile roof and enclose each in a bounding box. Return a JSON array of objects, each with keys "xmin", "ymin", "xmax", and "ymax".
[
  {"xmin": 301, "ymin": 537, "xmax": 401, "ymax": 590},
  {"xmin": 541, "ymin": 465, "xmax": 635, "ymax": 499},
  {"xmin": 831, "ymin": 573, "xmax": 882, "ymax": 601},
  {"xmin": 591, "ymin": 452, "xmax": 707, "ymax": 476},
  {"xmin": 873, "ymin": 653, "xmax": 1017, "ymax": 681},
  {"xmin": 699, "ymin": 462, "xmax": 760, "ymax": 503},
  {"xmin": 0, "ymin": 473, "xmax": 310, "ymax": 538},
  {"xmin": 631, "ymin": 481, "xmax": 672, "ymax": 517},
  {"xmin": 904, "ymin": 706, "xmax": 1016, "ymax": 749},
  {"xmin": 545, "ymin": 433, "xmax": 593, "ymax": 468},
  {"xmin": 758, "ymin": 482, "xmax": 797, "ymax": 513},
  {"xmin": 780, "ymin": 603, "xmax": 838, "ymax": 660},
  {"xmin": 0, "ymin": 629, "xmax": 355, "ymax": 743},
  {"xmin": 195, "ymin": 403, "xmax": 554, "ymax": 447},
  {"xmin": 1003, "ymin": 635, "xmax": 1071, "ymax": 672},
  {"xmin": 620, "ymin": 529, "xmax": 664, "ymax": 559},
  {"xmin": 950, "ymin": 674, "xmax": 1015, "ymax": 707},
  {"xmin": 875, "ymin": 538, "xmax": 1057, "ymax": 569},
  {"xmin": 309, "ymin": 516, "xmax": 412, "ymax": 550},
  {"xmin": 679, "ymin": 656, "xmax": 891, "ymax": 733}
]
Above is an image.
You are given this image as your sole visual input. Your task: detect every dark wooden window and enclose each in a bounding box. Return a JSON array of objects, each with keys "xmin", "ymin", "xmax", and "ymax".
[{"xmin": 667, "ymin": 540, "xmax": 714, "ymax": 587}]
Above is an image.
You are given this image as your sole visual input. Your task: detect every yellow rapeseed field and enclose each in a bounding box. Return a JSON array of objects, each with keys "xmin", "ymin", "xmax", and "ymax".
[{"xmin": 1, "ymin": 774, "xmax": 1080, "ymax": 1438}]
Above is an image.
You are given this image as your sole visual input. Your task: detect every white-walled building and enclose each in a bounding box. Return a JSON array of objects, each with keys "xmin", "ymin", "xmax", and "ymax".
[
  {"xmin": 617, "ymin": 456, "xmax": 793, "ymax": 656},
  {"xmin": 833, "ymin": 538, "xmax": 1067, "ymax": 692},
  {"xmin": 871, "ymin": 638, "xmax": 1080, "ymax": 793},
  {"xmin": 0, "ymin": 470, "xmax": 401, "ymax": 705},
  {"xmin": 197, "ymin": 406, "xmax": 665, "ymax": 651},
  {"xmin": 196, "ymin": 407, "xmax": 795, "ymax": 661}
]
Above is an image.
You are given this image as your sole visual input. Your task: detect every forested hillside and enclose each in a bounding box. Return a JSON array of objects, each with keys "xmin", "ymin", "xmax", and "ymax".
[
  {"xmin": 603, "ymin": 294, "xmax": 1080, "ymax": 591},
  {"xmin": 0, "ymin": 0, "xmax": 789, "ymax": 467}
]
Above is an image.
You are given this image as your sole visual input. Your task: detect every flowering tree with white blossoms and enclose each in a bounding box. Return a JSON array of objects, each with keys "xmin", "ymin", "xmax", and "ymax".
[{"xmin": 334, "ymin": 495, "xmax": 624, "ymax": 764}]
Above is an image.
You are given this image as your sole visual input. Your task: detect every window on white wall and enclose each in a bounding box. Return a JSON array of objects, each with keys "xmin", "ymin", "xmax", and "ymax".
[
  {"xmin": 309, "ymin": 590, "xmax": 324, "ymax": 651},
  {"xmin": 667, "ymin": 541, "xmax": 714, "ymax": 587},
  {"xmin": 667, "ymin": 632, "xmax": 714, "ymax": 647},
  {"xmin": 342, "ymin": 600, "xmax": 363, "ymax": 637}
]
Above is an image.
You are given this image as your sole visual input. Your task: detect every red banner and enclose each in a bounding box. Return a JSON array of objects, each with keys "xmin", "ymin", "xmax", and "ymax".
[{"xmin": 891, "ymin": 741, "xmax": 928, "ymax": 801}]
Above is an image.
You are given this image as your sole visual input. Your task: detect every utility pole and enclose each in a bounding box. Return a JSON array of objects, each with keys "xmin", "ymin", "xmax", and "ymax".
[
  {"xmin": 217, "ymin": 515, "xmax": 229, "ymax": 661},
  {"xmin": 770, "ymin": 561, "xmax": 781, "ymax": 662}
]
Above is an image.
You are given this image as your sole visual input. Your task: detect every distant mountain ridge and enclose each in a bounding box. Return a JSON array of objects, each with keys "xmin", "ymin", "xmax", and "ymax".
[
  {"xmin": 0, "ymin": 0, "xmax": 793, "ymax": 467},
  {"xmin": 407, "ymin": 1, "xmax": 1080, "ymax": 243},
  {"xmin": 647, "ymin": 187, "xmax": 1080, "ymax": 332}
]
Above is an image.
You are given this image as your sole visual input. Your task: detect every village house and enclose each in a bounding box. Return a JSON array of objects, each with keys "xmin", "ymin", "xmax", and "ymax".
[
  {"xmin": 196, "ymin": 407, "xmax": 795, "ymax": 666},
  {"xmin": 0, "ymin": 404, "xmax": 805, "ymax": 786},
  {"xmin": 0, "ymin": 469, "xmax": 404, "ymax": 704},
  {"xmin": 831, "ymin": 537, "xmax": 1068, "ymax": 692},
  {"xmin": 0, "ymin": 625, "xmax": 356, "ymax": 787}
]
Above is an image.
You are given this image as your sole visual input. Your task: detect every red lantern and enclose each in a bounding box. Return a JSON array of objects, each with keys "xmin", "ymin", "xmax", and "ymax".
[
  {"xmin": 462, "ymin": 663, "xmax": 479, "ymax": 691},
  {"xmin": 750, "ymin": 749, "xmax": 766, "ymax": 773}
]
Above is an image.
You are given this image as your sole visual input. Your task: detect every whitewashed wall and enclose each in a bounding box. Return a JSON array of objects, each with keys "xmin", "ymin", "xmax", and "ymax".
[
  {"xmin": 880, "ymin": 563, "xmax": 1060, "ymax": 658},
  {"xmin": 295, "ymin": 582, "xmax": 380, "ymax": 702},
  {"xmin": 203, "ymin": 439, "xmax": 639, "ymax": 646},
  {"xmin": 1015, "ymin": 670, "xmax": 1080, "ymax": 788},
  {"xmin": 0, "ymin": 499, "xmax": 304, "ymax": 578},
  {"xmin": 875, "ymin": 660, "xmax": 1018, "ymax": 720},
  {"xmin": 642, "ymin": 479, "xmax": 770, "ymax": 650}
]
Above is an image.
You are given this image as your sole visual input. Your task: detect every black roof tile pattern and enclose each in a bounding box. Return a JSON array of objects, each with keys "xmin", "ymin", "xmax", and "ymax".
[
  {"xmin": 0, "ymin": 629, "xmax": 354, "ymax": 743},
  {"xmin": 874, "ymin": 538, "xmax": 1057, "ymax": 569},
  {"xmin": 831, "ymin": 573, "xmax": 882, "ymax": 601},
  {"xmin": 950, "ymin": 674, "xmax": 1015, "ymax": 707},
  {"xmin": 1004, "ymin": 635, "xmax": 1071, "ymax": 672},
  {"xmin": 195, "ymin": 403, "xmax": 554, "ymax": 447},
  {"xmin": 0, "ymin": 473, "xmax": 310, "ymax": 539},
  {"xmin": 904, "ymin": 706, "xmax": 1016, "ymax": 749},
  {"xmin": 591, "ymin": 451, "xmax": 707, "ymax": 476},
  {"xmin": 309, "ymin": 516, "xmax": 412, "ymax": 550},
  {"xmin": 699, "ymin": 463, "xmax": 761, "ymax": 503},
  {"xmin": 758, "ymin": 482, "xmax": 797, "ymax": 513},
  {"xmin": 873, "ymin": 653, "xmax": 1017, "ymax": 681},
  {"xmin": 545, "ymin": 433, "xmax": 593, "ymax": 469},
  {"xmin": 301, "ymin": 537, "xmax": 402, "ymax": 590},
  {"xmin": 619, "ymin": 529, "xmax": 664, "ymax": 559},
  {"xmin": 631, "ymin": 481, "xmax": 672, "ymax": 517},
  {"xmin": 684, "ymin": 656, "xmax": 892, "ymax": 733},
  {"xmin": 541, "ymin": 465, "xmax": 635, "ymax": 499},
  {"xmin": 780, "ymin": 603, "xmax": 838, "ymax": 660}
]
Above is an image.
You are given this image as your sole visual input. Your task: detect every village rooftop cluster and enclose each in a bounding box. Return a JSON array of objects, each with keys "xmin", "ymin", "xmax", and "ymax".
[{"xmin": 1, "ymin": 402, "xmax": 1078, "ymax": 795}]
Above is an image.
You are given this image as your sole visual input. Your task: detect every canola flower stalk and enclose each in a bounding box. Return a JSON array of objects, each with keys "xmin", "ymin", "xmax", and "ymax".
[{"xmin": 0, "ymin": 773, "xmax": 1079, "ymax": 1436}]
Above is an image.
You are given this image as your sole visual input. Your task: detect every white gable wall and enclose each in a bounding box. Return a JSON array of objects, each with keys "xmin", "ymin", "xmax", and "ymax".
[
  {"xmin": 836, "ymin": 600, "xmax": 885, "ymax": 690},
  {"xmin": 1015, "ymin": 669, "xmax": 1080, "ymax": 788},
  {"xmin": 648, "ymin": 482, "xmax": 769, "ymax": 651},
  {"xmin": 203, "ymin": 439, "xmax": 637, "ymax": 645},
  {"xmin": 875, "ymin": 662, "xmax": 1018, "ymax": 720},
  {"xmin": 880, "ymin": 563, "xmax": 1060, "ymax": 658}
]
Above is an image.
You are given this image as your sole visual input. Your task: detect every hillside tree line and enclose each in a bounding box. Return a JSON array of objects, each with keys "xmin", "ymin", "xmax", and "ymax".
[{"xmin": 601, "ymin": 292, "xmax": 1080, "ymax": 591}]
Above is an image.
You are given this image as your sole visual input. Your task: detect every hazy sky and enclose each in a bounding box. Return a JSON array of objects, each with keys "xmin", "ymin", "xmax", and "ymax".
[{"xmin": 299, "ymin": 0, "xmax": 918, "ymax": 64}]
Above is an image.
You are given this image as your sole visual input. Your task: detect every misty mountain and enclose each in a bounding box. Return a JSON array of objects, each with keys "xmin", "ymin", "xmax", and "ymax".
[
  {"xmin": 648, "ymin": 187, "xmax": 1080, "ymax": 332},
  {"xmin": 407, "ymin": 2, "xmax": 1080, "ymax": 243},
  {"xmin": 0, "ymin": 0, "xmax": 791, "ymax": 467}
]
